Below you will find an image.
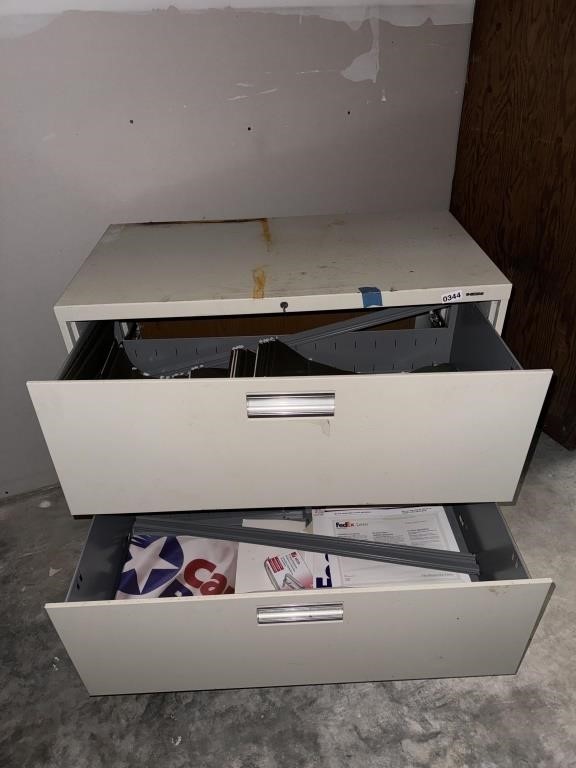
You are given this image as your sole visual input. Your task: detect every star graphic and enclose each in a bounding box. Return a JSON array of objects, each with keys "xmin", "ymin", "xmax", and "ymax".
[{"xmin": 122, "ymin": 537, "xmax": 178, "ymax": 594}]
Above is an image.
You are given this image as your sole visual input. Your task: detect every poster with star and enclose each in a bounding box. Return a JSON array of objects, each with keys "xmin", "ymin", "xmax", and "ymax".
[{"xmin": 115, "ymin": 535, "xmax": 238, "ymax": 599}]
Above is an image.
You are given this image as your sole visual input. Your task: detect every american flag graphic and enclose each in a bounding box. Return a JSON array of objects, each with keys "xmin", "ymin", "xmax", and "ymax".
[{"xmin": 116, "ymin": 535, "xmax": 238, "ymax": 599}]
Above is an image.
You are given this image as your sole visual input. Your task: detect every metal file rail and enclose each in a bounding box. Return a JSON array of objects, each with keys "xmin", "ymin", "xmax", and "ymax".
[
  {"xmin": 133, "ymin": 513, "xmax": 480, "ymax": 576},
  {"xmin": 119, "ymin": 304, "xmax": 445, "ymax": 377}
]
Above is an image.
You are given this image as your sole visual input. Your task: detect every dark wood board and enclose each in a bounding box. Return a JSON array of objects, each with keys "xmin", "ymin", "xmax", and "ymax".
[{"xmin": 451, "ymin": 0, "xmax": 576, "ymax": 448}]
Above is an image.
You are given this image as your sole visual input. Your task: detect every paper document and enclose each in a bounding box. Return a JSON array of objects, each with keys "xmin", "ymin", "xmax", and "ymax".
[
  {"xmin": 312, "ymin": 506, "xmax": 471, "ymax": 587},
  {"xmin": 235, "ymin": 519, "xmax": 313, "ymax": 593}
]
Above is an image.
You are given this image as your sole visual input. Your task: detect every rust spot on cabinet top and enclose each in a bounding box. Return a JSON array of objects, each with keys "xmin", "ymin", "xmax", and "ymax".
[
  {"xmin": 260, "ymin": 218, "xmax": 272, "ymax": 251},
  {"xmin": 252, "ymin": 267, "xmax": 267, "ymax": 299}
]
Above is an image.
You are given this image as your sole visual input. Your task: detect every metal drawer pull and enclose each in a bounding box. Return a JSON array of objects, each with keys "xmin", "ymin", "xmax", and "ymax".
[
  {"xmin": 247, "ymin": 392, "xmax": 335, "ymax": 418},
  {"xmin": 257, "ymin": 604, "xmax": 344, "ymax": 624}
]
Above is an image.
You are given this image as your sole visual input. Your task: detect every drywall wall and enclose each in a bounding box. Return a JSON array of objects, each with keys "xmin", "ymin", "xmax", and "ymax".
[
  {"xmin": 0, "ymin": 1, "xmax": 474, "ymax": 16},
  {"xmin": 0, "ymin": 6, "xmax": 472, "ymax": 497}
]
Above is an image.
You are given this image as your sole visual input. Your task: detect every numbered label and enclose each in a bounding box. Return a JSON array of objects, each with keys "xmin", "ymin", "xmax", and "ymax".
[{"xmin": 441, "ymin": 289, "xmax": 463, "ymax": 304}]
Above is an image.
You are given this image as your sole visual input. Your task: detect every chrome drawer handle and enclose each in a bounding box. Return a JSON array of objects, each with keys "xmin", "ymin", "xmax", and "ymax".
[
  {"xmin": 257, "ymin": 604, "xmax": 344, "ymax": 624},
  {"xmin": 247, "ymin": 393, "xmax": 335, "ymax": 418}
]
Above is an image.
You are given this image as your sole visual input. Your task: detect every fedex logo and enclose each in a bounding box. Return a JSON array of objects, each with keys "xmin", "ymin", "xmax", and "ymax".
[{"xmin": 335, "ymin": 520, "xmax": 368, "ymax": 528}]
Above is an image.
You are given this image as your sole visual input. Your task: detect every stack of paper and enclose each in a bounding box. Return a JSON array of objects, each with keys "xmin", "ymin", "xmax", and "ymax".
[
  {"xmin": 234, "ymin": 506, "xmax": 471, "ymax": 593},
  {"xmin": 311, "ymin": 506, "xmax": 471, "ymax": 587}
]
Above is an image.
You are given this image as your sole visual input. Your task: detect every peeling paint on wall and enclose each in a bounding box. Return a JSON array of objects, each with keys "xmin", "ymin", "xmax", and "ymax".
[
  {"xmin": 341, "ymin": 16, "xmax": 379, "ymax": 83},
  {"xmin": 271, "ymin": 3, "xmax": 474, "ymax": 30},
  {"xmin": 0, "ymin": 3, "xmax": 475, "ymax": 40},
  {"xmin": 0, "ymin": 0, "xmax": 474, "ymax": 15}
]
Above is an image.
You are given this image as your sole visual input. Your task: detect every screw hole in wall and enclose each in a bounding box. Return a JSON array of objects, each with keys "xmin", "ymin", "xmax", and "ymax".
[
  {"xmin": 247, "ymin": 126, "xmax": 252, "ymax": 131},
  {"xmin": 129, "ymin": 119, "xmax": 134, "ymax": 124}
]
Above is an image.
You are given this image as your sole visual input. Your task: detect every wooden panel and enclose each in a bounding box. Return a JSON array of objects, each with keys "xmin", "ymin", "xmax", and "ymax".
[
  {"xmin": 47, "ymin": 579, "xmax": 552, "ymax": 695},
  {"xmin": 452, "ymin": 0, "xmax": 576, "ymax": 447},
  {"xmin": 139, "ymin": 312, "xmax": 413, "ymax": 339}
]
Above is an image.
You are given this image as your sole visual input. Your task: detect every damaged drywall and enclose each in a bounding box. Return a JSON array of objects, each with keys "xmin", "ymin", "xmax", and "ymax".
[
  {"xmin": 0, "ymin": 2, "xmax": 474, "ymax": 39},
  {"xmin": 341, "ymin": 16, "xmax": 380, "ymax": 82},
  {"xmin": 0, "ymin": 1, "xmax": 474, "ymax": 20}
]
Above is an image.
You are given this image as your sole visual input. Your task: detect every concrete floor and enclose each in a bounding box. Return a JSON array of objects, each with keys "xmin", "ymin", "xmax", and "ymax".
[{"xmin": 1, "ymin": 434, "xmax": 575, "ymax": 768}]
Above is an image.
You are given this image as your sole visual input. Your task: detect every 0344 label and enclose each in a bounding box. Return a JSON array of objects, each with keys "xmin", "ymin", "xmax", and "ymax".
[{"xmin": 441, "ymin": 289, "xmax": 463, "ymax": 304}]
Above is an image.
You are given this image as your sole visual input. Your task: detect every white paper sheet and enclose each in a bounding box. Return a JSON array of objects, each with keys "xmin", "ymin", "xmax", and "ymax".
[
  {"xmin": 235, "ymin": 519, "xmax": 312, "ymax": 593},
  {"xmin": 312, "ymin": 506, "xmax": 471, "ymax": 587}
]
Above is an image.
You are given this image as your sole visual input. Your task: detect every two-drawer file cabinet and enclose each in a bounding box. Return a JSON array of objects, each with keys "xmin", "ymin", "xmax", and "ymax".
[{"xmin": 28, "ymin": 211, "xmax": 554, "ymax": 695}]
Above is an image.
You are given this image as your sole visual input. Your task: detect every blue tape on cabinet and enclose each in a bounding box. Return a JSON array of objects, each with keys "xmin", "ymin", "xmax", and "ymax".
[{"xmin": 359, "ymin": 286, "xmax": 383, "ymax": 307}]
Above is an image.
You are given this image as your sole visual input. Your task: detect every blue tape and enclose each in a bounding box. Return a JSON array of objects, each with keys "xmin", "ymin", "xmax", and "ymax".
[{"xmin": 359, "ymin": 286, "xmax": 383, "ymax": 307}]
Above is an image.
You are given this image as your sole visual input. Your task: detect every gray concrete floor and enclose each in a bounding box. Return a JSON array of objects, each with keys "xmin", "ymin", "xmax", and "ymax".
[{"xmin": 1, "ymin": 434, "xmax": 575, "ymax": 768}]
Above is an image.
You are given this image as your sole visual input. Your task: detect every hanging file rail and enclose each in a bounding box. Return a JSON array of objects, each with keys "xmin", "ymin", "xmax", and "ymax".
[
  {"xmin": 118, "ymin": 304, "xmax": 444, "ymax": 377},
  {"xmin": 133, "ymin": 513, "xmax": 480, "ymax": 576}
]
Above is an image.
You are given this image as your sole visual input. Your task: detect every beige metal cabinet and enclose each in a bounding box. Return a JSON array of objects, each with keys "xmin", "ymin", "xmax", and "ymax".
[{"xmin": 29, "ymin": 211, "xmax": 554, "ymax": 695}]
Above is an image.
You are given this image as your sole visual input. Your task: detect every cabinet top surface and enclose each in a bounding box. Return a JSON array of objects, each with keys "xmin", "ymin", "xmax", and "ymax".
[{"xmin": 56, "ymin": 211, "xmax": 510, "ymax": 320}]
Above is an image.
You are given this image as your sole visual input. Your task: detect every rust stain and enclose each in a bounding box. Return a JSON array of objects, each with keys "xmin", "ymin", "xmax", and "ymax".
[
  {"xmin": 260, "ymin": 218, "xmax": 272, "ymax": 251},
  {"xmin": 253, "ymin": 219, "xmax": 271, "ymax": 297},
  {"xmin": 252, "ymin": 267, "xmax": 267, "ymax": 299}
]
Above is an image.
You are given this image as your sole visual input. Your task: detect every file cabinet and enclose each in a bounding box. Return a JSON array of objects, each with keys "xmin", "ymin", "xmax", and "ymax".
[{"xmin": 28, "ymin": 211, "xmax": 554, "ymax": 694}]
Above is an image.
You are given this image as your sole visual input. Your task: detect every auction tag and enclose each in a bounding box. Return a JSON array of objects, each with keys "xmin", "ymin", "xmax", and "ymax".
[{"xmin": 441, "ymin": 289, "xmax": 463, "ymax": 304}]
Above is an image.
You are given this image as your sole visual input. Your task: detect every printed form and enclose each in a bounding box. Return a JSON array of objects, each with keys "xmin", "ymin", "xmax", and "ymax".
[{"xmin": 312, "ymin": 506, "xmax": 471, "ymax": 587}]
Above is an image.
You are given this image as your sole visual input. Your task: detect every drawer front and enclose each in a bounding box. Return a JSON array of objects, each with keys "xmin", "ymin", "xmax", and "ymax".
[
  {"xmin": 47, "ymin": 579, "xmax": 552, "ymax": 695},
  {"xmin": 28, "ymin": 370, "xmax": 551, "ymax": 516}
]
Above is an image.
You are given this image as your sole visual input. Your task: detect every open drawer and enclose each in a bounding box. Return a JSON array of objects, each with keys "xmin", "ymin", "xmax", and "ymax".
[
  {"xmin": 46, "ymin": 503, "xmax": 553, "ymax": 695},
  {"xmin": 28, "ymin": 302, "xmax": 552, "ymax": 515}
]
